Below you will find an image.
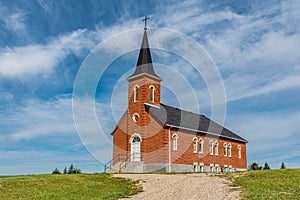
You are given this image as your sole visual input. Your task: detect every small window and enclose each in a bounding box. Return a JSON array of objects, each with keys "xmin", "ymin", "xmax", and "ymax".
[
  {"xmin": 193, "ymin": 138, "xmax": 197, "ymax": 153},
  {"xmin": 172, "ymin": 134, "xmax": 178, "ymax": 150},
  {"xmin": 132, "ymin": 136, "xmax": 141, "ymax": 143},
  {"xmin": 215, "ymin": 141, "xmax": 219, "ymax": 155},
  {"xmin": 210, "ymin": 140, "xmax": 214, "ymax": 155},
  {"xmin": 224, "ymin": 143, "xmax": 227, "ymax": 157},
  {"xmin": 132, "ymin": 113, "xmax": 139, "ymax": 122},
  {"xmin": 149, "ymin": 85, "xmax": 155, "ymax": 103},
  {"xmin": 228, "ymin": 143, "xmax": 232, "ymax": 157},
  {"xmin": 134, "ymin": 85, "xmax": 139, "ymax": 102},
  {"xmin": 199, "ymin": 138, "xmax": 204, "ymax": 153},
  {"xmin": 238, "ymin": 145, "xmax": 241, "ymax": 158}
]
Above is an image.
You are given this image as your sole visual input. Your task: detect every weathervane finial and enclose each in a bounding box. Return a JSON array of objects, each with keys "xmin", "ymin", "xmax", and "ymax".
[{"xmin": 143, "ymin": 15, "xmax": 150, "ymax": 30}]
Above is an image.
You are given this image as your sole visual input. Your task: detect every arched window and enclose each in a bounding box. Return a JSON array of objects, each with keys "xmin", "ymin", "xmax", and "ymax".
[
  {"xmin": 199, "ymin": 138, "xmax": 204, "ymax": 153},
  {"xmin": 238, "ymin": 145, "xmax": 241, "ymax": 158},
  {"xmin": 134, "ymin": 85, "xmax": 139, "ymax": 102},
  {"xmin": 210, "ymin": 140, "xmax": 214, "ymax": 155},
  {"xmin": 193, "ymin": 138, "xmax": 197, "ymax": 153},
  {"xmin": 228, "ymin": 143, "xmax": 232, "ymax": 157},
  {"xmin": 224, "ymin": 143, "xmax": 227, "ymax": 157},
  {"xmin": 172, "ymin": 134, "xmax": 178, "ymax": 150},
  {"xmin": 215, "ymin": 141, "xmax": 219, "ymax": 155},
  {"xmin": 149, "ymin": 85, "xmax": 155, "ymax": 103}
]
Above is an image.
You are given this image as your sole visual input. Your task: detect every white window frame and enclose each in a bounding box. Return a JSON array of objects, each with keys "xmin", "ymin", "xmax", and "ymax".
[
  {"xmin": 149, "ymin": 85, "xmax": 155, "ymax": 103},
  {"xmin": 132, "ymin": 113, "xmax": 140, "ymax": 122},
  {"xmin": 172, "ymin": 134, "xmax": 178, "ymax": 151},
  {"xmin": 199, "ymin": 138, "xmax": 204, "ymax": 153},
  {"xmin": 134, "ymin": 85, "xmax": 139, "ymax": 102},
  {"xmin": 224, "ymin": 143, "xmax": 227, "ymax": 157},
  {"xmin": 215, "ymin": 141, "xmax": 219, "ymax": 156},
  {"xmin": 210, "ymin": 140, "xmax": 214, "ymax": 155},
  {"xmin": 193, "ymin": 138, "xmax": 198, "ymax": 153},
  {"xmin": 228, "ymin": 143, "xmax": 232, "ymax": 157},
  {"xmin": 238, "ymin": 145, "xmax": 241, "ymax": 158}
]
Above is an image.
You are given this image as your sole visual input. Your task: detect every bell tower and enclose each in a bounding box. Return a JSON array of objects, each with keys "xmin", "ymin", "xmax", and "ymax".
[{"xmin": 127, "ymin": 16, "xmax": 162, "ymax": 131}]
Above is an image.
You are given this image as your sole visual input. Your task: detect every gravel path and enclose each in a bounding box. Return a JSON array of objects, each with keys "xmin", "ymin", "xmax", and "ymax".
[{"xmin": 114, "ymin": 173, "xmax": 241, "ymax": 200}]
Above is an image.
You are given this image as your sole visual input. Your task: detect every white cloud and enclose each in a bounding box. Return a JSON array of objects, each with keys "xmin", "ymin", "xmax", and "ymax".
[
  {"xmin": 227, "ymin": 111, "xmax": 300, "ymax": 166},
  {"xmin": 4, "ymin": 10, "xmax": 28, "ymax": 34},
  {"xmin": 0, "ymin": 29, "xmax": 96, "ymax": 78},
  {"xmin": 4, "ymin": 97, "xmax": 75, "ymax": 141}
]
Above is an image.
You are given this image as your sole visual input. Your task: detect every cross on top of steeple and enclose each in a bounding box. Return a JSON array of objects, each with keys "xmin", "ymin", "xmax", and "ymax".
[{"xmin": 143, "ymin": 15, "xmax": 149, "ymax": 30}]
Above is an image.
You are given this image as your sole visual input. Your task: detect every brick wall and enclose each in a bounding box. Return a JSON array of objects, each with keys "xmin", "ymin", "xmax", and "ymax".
[
  {"xmin": 112, "ymin": 75, "xmax": 247, "ymax": 170},
  {"xmin": 169, "ymin": 129, "xmax": 247, "ymax": 169}
]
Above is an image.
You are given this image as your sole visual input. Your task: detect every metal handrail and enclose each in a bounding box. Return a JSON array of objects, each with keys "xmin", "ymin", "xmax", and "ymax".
[
  {"xmin": 104, "ymin": 153, "xmax": 143, "ymax": 172},
  {"xmin": 119, "ymin": 153, "xmax": 143, "ymax": 172}
]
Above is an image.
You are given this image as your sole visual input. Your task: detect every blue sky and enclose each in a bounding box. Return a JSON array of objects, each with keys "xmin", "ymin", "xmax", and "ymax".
[{"xmin": 0, "ymin": 0, "xmax": 300, "ymax": 175}]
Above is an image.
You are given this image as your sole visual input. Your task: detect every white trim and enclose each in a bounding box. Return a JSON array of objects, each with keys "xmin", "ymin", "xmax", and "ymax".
[
  {"xmin": 165, "ymin": 124, "xmax": 248, "ymax": 143},
  {"xmin": 132, "ymin": 113, "xmax": 140, "ymax": 122},
  {"xmin": 228, "ymin": 143, "xmax": 232, "ymax": 157},
  {"xmin": 168, "ymin": 127, "xmax": 171, "ymax": 172},
  {"xmin": 199, "ymin": 138, "xmax": 204, "ymax": 153},
  {"xmin": 215, "ymin": 141, "xmax": 219, "ymax": 156},
  {"xmin": 210, "ymin": 164, "xmax": 214, "ymax": 167},
  {"xmin": 130, "ymin": 133, "xmax": 142, "ymax": 142},
  {"xmin": 193, "ymin": 137, "xmax": 198, "ymax": 153},
  {"xmin": 209, "ymin": 140, "xmax": 214, "ymax": 155},
  {"xmin": 199, "ymin": 163, "xmax": 204, "ymax": 166},
  {"xmin": 223, "ymin": 143, "xmax": 227, "ymax": 157},
  {"xmin": 149, "ymin": 85, "xmax": 155, "ymax": 103},
  {"xmin": 238, "ymin": 145, "xmax": 241, "ymax": 159},
  {"xmin": 224, "ymin": 165, "xmax": 228, "ymax": 167},
  {"xmin": 127, "ymin": 72, "xmax": 162, "ymax": 82},
  {"xmin": 133, "ymin": 85, "xmax": 139, "ymax": 103},
  {"xmin": 172, "ymin": 133, "xmax": 178, "ymax": 151},
  {"xmin": 144, "ymin": 102, "xmax": 160, "ymax": 109}
]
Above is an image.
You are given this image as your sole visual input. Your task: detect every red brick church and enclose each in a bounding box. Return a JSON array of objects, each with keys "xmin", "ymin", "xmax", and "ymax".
[{"xmin": 110, "ymin": 25, "xmax": 248, "ymax": 173}]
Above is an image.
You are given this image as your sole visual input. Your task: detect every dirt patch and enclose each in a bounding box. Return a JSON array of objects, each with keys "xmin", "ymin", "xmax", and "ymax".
[{"xmin": 114, "ymin": 173, "xmax": 241, "ymax": 200}]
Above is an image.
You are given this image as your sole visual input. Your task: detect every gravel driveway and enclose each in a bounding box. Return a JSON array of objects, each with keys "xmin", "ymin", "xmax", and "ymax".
[{"xmin": 114, "ymin": 173, "xmax": 240, "ymax": 200}]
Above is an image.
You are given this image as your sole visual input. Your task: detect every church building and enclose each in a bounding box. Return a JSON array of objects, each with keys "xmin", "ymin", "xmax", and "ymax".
[{"xmin": 110, "ymin": 23, "xmax": 248, "ymax": 173}]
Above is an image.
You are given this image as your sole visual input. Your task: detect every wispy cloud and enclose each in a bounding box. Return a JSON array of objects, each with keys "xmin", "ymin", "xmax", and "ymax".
[
  {"xmin": 228, "ymin": 110, "xmax": 300, "ymax": 167},
  {"xmin": 0, "ymin": 29, "xmax": 96, "ymax": 78},
  {"xmin": 1, "ymin": 96, "xmax": 75, "ymax": 141},
  {"xmin": 4, "ymin": 11, "xmax": 28, "ymax": 34}
]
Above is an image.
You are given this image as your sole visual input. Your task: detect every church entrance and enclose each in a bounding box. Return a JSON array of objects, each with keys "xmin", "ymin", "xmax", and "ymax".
[{"xmin": 131, "ymin": 135, "xmax": 141, "ymax": 161}]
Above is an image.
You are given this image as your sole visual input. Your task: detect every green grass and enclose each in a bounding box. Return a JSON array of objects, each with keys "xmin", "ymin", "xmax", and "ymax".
[
  {"xmin": 0, "ymin": 173, "xmax": 142, "ymax": 200},
  {"xmin": 228, "ymin": 169, "xmax": 300, "ymax": 199}
]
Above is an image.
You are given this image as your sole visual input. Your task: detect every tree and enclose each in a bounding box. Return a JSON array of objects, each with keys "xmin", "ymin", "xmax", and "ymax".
[
  {"xmin": 263, "ymin": 162, "xmax": 270, "ymax": 170},
  {"xmin": 52, "ymin": 168, "xmax": 61, "ymax": 174},
  {"xmin": 63, "ymin": 166, "xmax": 67, "ymax": 174},
  {"xmin": 67, "ymin": 164, "xmax": 82, "ymax": 174},
  {"xmin": 281, "ymin": 162, "xmax": 286, "ymax": 169},
  {"xmin": 68, "ymin": 164, "xmax": 74, "ymax": 174},
  {"xmin": 250, "ymin": 162, "xmax": 261, "ymax": 170}
]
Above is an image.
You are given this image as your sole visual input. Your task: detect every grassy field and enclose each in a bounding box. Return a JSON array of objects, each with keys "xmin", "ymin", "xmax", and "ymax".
[
  {"xmin": 0, "ymin": 173, "xmax": 142, "ymax": 200},
  {"xmin": 229, "ymin": 169, "xmax": 300, "ymax": 199}
]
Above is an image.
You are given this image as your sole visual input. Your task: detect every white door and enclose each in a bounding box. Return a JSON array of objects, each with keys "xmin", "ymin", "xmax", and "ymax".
[{"xmin": 131, "ymin": 136, "xmax": 141, "ymax": 161}]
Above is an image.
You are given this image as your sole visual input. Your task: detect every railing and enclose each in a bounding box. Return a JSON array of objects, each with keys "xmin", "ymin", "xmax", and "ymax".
[
  {"xmin": 104, "ymin": 154, "xmax": 128, "ymax": 172},
  {"xmin": 119, "ymin": 153, "xmax": 143, "ymax": 172},
  {"xmin": 104, "ymin": 153, "xmax": 143, "ymax": 172}
]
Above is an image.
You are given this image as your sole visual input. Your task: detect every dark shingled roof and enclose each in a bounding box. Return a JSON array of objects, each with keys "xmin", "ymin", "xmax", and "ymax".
[
  {"xmin": 127, "ymin": 30, "xmax": 161, "ymax": 81},
  {"xmin": 145, "ymin": 103, "xmax": 248, "ymax": 143}
]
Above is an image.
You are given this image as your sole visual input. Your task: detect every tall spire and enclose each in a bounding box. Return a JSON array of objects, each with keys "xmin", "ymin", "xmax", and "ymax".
[{"xmin": 127, "ymin": 16, "xmax": 161, "ymax": 81}]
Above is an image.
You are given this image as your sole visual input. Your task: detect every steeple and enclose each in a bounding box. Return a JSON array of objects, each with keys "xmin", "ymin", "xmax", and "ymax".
[{"xmin": 127, "ymin": 21, "xmax": 161, "ymax": 81}]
